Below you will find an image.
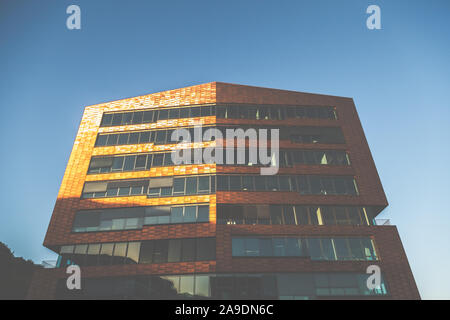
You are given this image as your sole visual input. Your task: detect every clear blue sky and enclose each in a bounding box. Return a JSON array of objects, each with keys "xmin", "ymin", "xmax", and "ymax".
[{"xmin": 1, "ymin": 0, "xmax": 449, "ymax": 299}]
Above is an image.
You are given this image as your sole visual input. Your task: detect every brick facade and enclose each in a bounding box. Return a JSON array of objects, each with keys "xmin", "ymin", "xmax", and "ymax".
[{"xmin": 27, "ymin": 82, "xmax": 419, "ymax": 299}]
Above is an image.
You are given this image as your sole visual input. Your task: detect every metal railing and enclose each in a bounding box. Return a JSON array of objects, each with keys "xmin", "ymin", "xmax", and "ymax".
[{"xmin": 374, "ymin": 219, "xmax": 391, "ymax": 226}]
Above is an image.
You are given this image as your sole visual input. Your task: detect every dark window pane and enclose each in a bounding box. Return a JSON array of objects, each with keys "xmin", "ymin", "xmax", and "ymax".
[
  {"xmin": 232, "ymin": 238, "xmax": 245, "ymax": 256},
  {"xmin": 190, "ymin": 107, "xmax": 201, "ymax": 117},
  {"xmin": 139, "ymin": 131, "xmax": 151, "ymax": 143},
  {"xmin": 130, "ymin": 186, "xmax": 143, "ymax": 195},
  {"xmin": 242, "ymin": 176, "xmax": 254, "ymax": 191},
  {"xmin": 155, "ymin": 130, "xmax": 166, "ymax": 144},
  {"xmin": 180, "ymin": 108, "xmax": 190, "ymax": 118},
  {"xmin": 158, "ymin": 109, "xmax": 169, "ymax": 121},
  {"xmin": 101, "ymin": 114, "xmax": 113, "ymax": 126},
  {"xmin": 229, "ymin": 176, "xmax": 241, "ymax": 191},
  {"xmin": 168, "ymin": 240, "xmax": 182, "ymax": 262},
  {"xmin": 197, "ymin": 206, "xmax": 209, "ymax": 222},
  {"xmin": 217, "ymin": 176, "xmax": 229, "ymax": 191},
  {"xmin": 196, "ymin": 238, "xmax": 215, "ymax": 260},
  {"xmin": 139, "ymin": 241, "xmax": 153, "ymax": 263},
  {"xmin": 152, "ymin": 240, "xmax": 168, "ymax": 263},
  {"xmin": 173, "ymin": 178, "xmax": 185, "ymax": 194},
  {"xmin": 112, "ymin": 113, "xmax": 123, "ymax": 126},
  {"xmin": 118, "ymin": 187, "xmax": 131, "ymax": 196},
  {"xmin": 169, "ymin": 109, "xmax": 180, "ymax": 119},
  {"xmin": 96, "ymin": 135, "xmax": 108, "ymax": 146},
  {"xmin": 198, "ymin": 176, "xmax": 210, "ymax": 193},
  {"xmin": 182, "ymin": 239, "xmax": 196, "ymax": 262},
  {"xmin": 152, "ymin": 153, "xmax": 164, "ymax": 166},
  {"xmin": 143, "ymin": 110, "xmax": 154, "ymax": 123},
  {"xmin": 184, "ymin": 206, "xmax": 196, "ymax": 223},
  {"xmin": 123, "ymin": 156, "xmax": 136, "ymax": 171},
  {"xmin": 122, "ymin": 112, "xmax": 133, "ymax": 125},
  {"xmin": 171, "ymin": 207, "xmax": 184, "ymax": 223},
  {"xmin": 118, "ymin": 133, "xmax": 129, "ymax": 145},
  {"xmin": 132, "ymin": 111, "xmax": 143, "ymax": 124},
  {"xmin": 185, "ymin": 177, "xmax": 197, "ymax": 195},
  {"xmin": 106, "ymin": 134, "xmax": 119, "ymax": 146},
  {"xmin": 254, "ymin": 176, "xmax": 266, "ymax": 191},
  {"xmin": 128, "ymin": 132, "xmax": 140, "ymax": 145}
]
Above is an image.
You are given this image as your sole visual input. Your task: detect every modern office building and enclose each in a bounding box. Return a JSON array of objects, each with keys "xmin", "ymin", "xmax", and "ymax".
[{"xmin": 27, "ymin": 82, "xmax": 420, "ymax": 299}]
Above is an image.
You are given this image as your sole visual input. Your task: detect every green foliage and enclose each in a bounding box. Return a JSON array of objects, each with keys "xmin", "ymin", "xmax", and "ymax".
[{"xmin": 0, "ymin": 242, "xmax": 42, "ymax": 299}]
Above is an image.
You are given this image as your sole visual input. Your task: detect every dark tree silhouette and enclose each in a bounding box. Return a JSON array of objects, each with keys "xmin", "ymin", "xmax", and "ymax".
[{"xmin": 0, "ymin": 242, "xmax": 42, "ymax": 299}]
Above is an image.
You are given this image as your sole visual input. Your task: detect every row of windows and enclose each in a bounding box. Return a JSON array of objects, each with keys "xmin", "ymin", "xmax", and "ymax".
[
  {"xmin": 100, "ymin": 106, "xmax": 216, "ymax": 127},
  {"xmin": 217, "ymin": 205, "xmax": 372, "ymax": 226},
  {"xmin": 56, "ymin": 272, "xmax": 387, "ymax": 299},
  {"xmin": 87, "ymin": 149, "xmax": 350, "ymax": 174},
  {"xmin": 95, "ymin": 127, "xmax": 214, "ymax": 147},
  {"xmin": 82, "ymin": 174, "xmax": 357, "ymax": 199},
  {"xmin": 73, "ymin": 205, "xmax": 210, "ymax": 233},
  {"xmin": 81, "ymin": 175, "xmax": 215, "ymax": 199},
  {"xmin": 232, "ymin": 237, "xmax": 378, "ymax": 261},
  {"xmin": 217, "ymin": 175, "xmax": 358, "ymax": 196},
  {"xmin": 95, "ymin": 126, "xmax": 346, "ymax": 147},
  {"xmin": 99, "ymin": 104, "xmax": 337, "ymax": 128},
  {"xmin": 58, "ymin": 238, "xmax": 216, "ymax": 267},
  {"xmin": 216, "ymin": 105, "xmax": 336, "ymax": 120}
]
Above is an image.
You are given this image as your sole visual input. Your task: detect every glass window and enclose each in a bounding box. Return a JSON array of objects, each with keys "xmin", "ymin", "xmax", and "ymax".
[
  {"xmin": 112, "ymin": 113, "xmax": 123, "ymax": 126},
  {"xmin": 180, "ymin": 108, "xmax": 190, "ymax": 118},
  {"xmin": 106, "ymin": 134, "xmax": 119, "ymax": 146},
  {"xmin": 152, "ymin": 240, "xmax": 168, "ymax": 263},
  {"xmin": 272, "ymin": 238, "xmax": 286, "ymax": 256},
  {"xmin": 132, "ymin": 111, "xmax": 143, "ymax": 124},
  {"xmin": 333, "ymin": 238, "xmax": 351, "ymax": 260},
  {"xmin": 123, "ymin": 155, "xmax": 136, "ymax": 171},
  {"xmin": 198, "ymin": 176, "xmax": 210, "ymax": 193},
  {"xmin": 101, "ymin": 113, "xmax": 113, "ymax": 126},
  {"xmin": 270, "ymin": 206, "xmax": 283, "ymax": 225},
  {"xmin": 197, "ymin": 206, "xmax": 209, "ymax": 222},
  {"xmin": 232, "ymin": 238, "xmax": 245, "ymax": 256},
  {"xmin": 122, "ymin": 112, "xmax": 133, "ymax": 125},
  {"xmin": 139, "ymin": 241, "xmax": 153, "ymax": 264},
  {"xmin": 242, "ymin": 176, "xmax": 254, "ymax": 191},
  {"xmin": 152, "ymin": 153, "xmax": 164, "ymax": 167},
  {"xmin": 111, "ymin": 157, "xmax": 124, "ymax": 171},
  {"xmin": 128, "ymin": 132, "xmax": 140, "ymax": 145},
  {"xmin": 182, "ymin": 239, "xmax": 196, "ymax": 262},
  {"xmin": 179, "ymin": 276, "xmax": 194, "ymax": 296},
  {"xmin": 190, "ymin": 107, "xmax": 201, "ymax": 117},
  {"xmin": 185, "ymin": 177, "xmax": 197, "ymax": 195},
  {"xmin": 118, "ymin": 133, "xmax": 129, "ymax": 145},
  {"xmin": 173, "ymin": 178, "xmax": 185, "ymax": 194},
  {"xmin": 126, "ymin": 242, "xmax": 140, "ymax": 264},
  {"xmin": 184, "ymin": 206, "xmax": 196, "ymax": 223},
  {"xmin": 139, "ymin": 131, "xmax": 151, "ymax": 144},
  {"xmin": 284, "ymin": 206, "xmax": 296, "ymax": 225},
  {"xmin": 143, "ymin": 110, "xmax": 154, "ymax": 123},
  {"xmin": 169, "ymin": 108, "xmax": 180, "ymax": 119},
  {"xmin": 158, "ymin": 109, "xmax": 169, "ymax": 121},
  {"xmin": 259, "ymin": 238, "xmax": 272, "ymax": 256},
  {"xmin": 168, "ymin": 240, "xmax": 182, "ymax": 262},
  {"xmin": 155, "ymin": 130, "xmax": 166, "ymax": 144},
  {"xmin": 113, "ymin": 242, "xmax": 127, "ymax": 264},
  {"xmin": 171, "ymin": 207, "xmax": 184, "ymax": 223},
  {"xmin": 196, "ymin": 238, "xmax": 215, "ymax": 260},
  {"xmin": 118, "ymin": 186, "xmax": 130, "ymax": 196},
  {"xmin": 195, "ymin": 276, "xmax": 210, "ymax": 297},
  {"xmin": 245, "ymin": 238, "xmax": 259, "ymax": 256},
  {"xmin": 96, "ymin": 135, "xmax": 108, "ymax": 146},
  {"xmin": 217, "ymin": 175, "xmax": 228, "ymax": 191},
  {"xmin": 229, "ymin": 176, "xmax": 241, "ymax": 191},
  {"xmin": 135, "ymin": 155, "xmax": 147, "ymax": 169},
  {"xmin": 254, "ymin": 176, "xmax": 266, "ymax": 191}
]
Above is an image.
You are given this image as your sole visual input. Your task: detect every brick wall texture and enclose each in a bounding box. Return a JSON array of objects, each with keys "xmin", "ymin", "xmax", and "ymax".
[{"xmin": 27, "ymin": 82, "xmax": 420, "ymax": 299}]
